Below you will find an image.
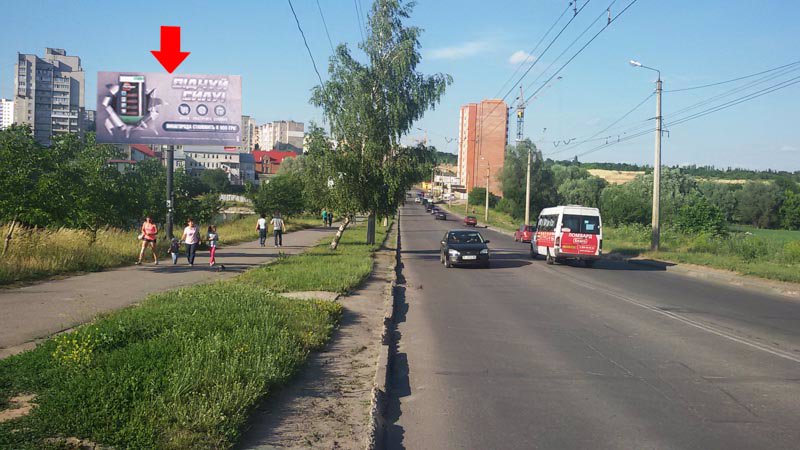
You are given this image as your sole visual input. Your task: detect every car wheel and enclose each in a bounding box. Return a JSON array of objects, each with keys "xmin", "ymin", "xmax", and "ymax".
[
  {"xmin": 445, "ymin": 257, "xmax": 452, "ymax": 268},
  {"xmin": 584, "ymin": 259, "xmax": 595, "ymax": 268},
  {"xmin": 483, "ymin": 261, "xmax": 490, "ymax": 269},
  {"xmin": 530, "ymin": 244, "xmax": 538, "ymax": 259},
  {"xmin": 546, "ymin": 250, "xmax": 555, "ymax": 265}
]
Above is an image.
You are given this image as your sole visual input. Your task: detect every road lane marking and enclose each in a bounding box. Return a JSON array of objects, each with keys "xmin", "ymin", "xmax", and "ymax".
[{"xmin": 545, "ymin": 268, "xmax": 800, "ymax": 364}]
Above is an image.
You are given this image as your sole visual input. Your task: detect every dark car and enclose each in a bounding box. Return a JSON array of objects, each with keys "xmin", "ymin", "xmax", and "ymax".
[
  {"xmin": 430, "ymin": 206, "xmax": 440, "ymax": 214},
  {"xmin": 435, "ymin": 211, "xmax": 447, "ymax": 220},
  {"xmin": 463, "ymin": 216, "xmax": 478, "ymax": 227},
  {"xmin": 514, "ymin": 224, "xmax": 535, "ymax": 243},
  {"xmin": 425, "ymin": 203, "xmax": 434, "ymax": 212},
  {"xmin": 440, "ymin": 230, "xmax": 490, "ymax": 268}
]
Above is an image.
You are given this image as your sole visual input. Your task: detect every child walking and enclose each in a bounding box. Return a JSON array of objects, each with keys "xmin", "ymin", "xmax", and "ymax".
[
  {"xmin": 169, "ymin": 237, "xmax": 180, "ymax": 265},
  {"xmin": 207, "ymin": 225, "xmax": 219, "ymax": 266}
]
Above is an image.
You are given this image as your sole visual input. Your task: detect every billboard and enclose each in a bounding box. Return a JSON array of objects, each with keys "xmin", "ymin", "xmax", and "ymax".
[{"xmin": 96, "ymin": 72, "xmax": 242, "ymax": 146}]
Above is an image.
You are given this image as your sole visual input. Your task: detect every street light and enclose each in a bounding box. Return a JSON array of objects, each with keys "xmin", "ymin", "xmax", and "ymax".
[{"xmin": 630, "ymin": 59, "xmax": 663, "ymax": 251}]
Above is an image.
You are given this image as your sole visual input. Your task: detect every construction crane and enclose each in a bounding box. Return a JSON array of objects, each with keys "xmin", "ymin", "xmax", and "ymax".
[{"xmin": 515, "ymin": 76, "xmax": 563, "ymax": 143}]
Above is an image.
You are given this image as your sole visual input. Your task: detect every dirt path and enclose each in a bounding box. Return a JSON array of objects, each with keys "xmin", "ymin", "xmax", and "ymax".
[{"xmin": 237, "ymin": 228, "xmax": 396, "ymax": 449}]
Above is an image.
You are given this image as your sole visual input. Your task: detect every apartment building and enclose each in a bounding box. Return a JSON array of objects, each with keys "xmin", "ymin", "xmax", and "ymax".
[
  {"xmin": 457, "ymin": 99, "xmax": 508, "ymax": 195},
  {"xmin": 0, "ymin": 99, "xmax": 14, "ymax": 129},
  {"xmin": 240, "ymin": 115, "xmax": 257, "ymax": 152},
  {"xmin": 257, "ymin": 120, "xmax": 305, "ymax": 153},
  {"xmin": 13, "ymin": 48, "xmax": 85, "ymax": 145},
  {"xmin": 183, "ymin": 146, "xmax": 256, "ymax": 185}
]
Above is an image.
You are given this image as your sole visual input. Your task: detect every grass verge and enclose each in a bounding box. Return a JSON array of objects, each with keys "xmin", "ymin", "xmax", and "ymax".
[
  {"xmin": 0, "ymin": 216, "xmax": 320, "ymax": 286},
  {"xmin": 605, "ymin": 224, "xmax": 800, "ymax": 283},
  {"xmin": 0, "ymin": 220, "xmax": 391, "ymax": 449}
]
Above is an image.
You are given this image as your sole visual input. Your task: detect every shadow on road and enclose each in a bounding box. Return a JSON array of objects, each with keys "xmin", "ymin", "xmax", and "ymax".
[{"xmin": 546, "ymin": 258, "xmax": 673, "ymax": 271}]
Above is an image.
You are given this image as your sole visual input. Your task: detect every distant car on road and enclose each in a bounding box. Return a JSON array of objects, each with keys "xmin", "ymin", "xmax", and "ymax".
[
  {"xmin": 425, "ymin": 204, "xmax": 434, "ymax": 212},
  {"xmin": 463, "ymin": 216, "xmax": 478, "ymax": 227},
  {"xmin": 514, "ymin": 224, "xmax": 535, "ymax": 243},
  {"xmin": 440, "ymin": 229, "xmax": 490, "ymax": 268},
  {"xmin": 435, "ymin": 211, "xmax": 447, "ymax": 220},
  {"xmin": 414, "ymin": 197, "xmax": 421, "ymax": 204},
  {"xmin": 430, "ymin": 206, "xmax": 440, "ymax": 214}
]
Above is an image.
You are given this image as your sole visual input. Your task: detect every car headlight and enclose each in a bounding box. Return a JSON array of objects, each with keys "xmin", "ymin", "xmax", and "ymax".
[
  {"xmin": 480, "ymin": 248, "xmax": 489, "ymax": 255},
  {"xmin": 448, "ymin": 249, "xmax": 460, "ymax": 256}
]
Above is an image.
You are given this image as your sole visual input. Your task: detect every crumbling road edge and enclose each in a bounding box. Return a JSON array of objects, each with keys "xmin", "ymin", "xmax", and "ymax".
[{"xmin": 365, "ymin": 210, "xmax": 402, "ymax": 450}]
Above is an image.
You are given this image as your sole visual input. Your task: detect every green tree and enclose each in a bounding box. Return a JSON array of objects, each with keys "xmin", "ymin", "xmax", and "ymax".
[
  {"xmin": 779, "ymin": 190, "xmax": 800, "ymax": 230},
  {"xmin": 468, "ymin": 187, "xmax": 499, "ymax": 209},
  {"xmin": 735, "ymin": 181, "xmax": 784, "ymax": 228},
  {"xmin": 674, "ymin": 194, "xmax": 727, "ymax": 235},
  {"xmin": 558, "ymin": 176, "xmax": 607, "ymax": 208},
  {"xmin": 199, "ymin": 169, "xmax": 230, "ymax": 193},
  {"xmin": 249, "ymin": 173, "xmax": 305, "ymax": 218},
  {"xmin": 498, "ymin": 140, "xmax": 558, "ymax": 220},
  {"xmin": 697, "ymin": 181, "xmax": 739, "ymax": 222},
  {"xmin": 600, "ymin": 183, "xmax": 651, "ymax": 226},
  {"xmin": 309, "ymin": 0, "xmax": 451, "ymax": 247}
]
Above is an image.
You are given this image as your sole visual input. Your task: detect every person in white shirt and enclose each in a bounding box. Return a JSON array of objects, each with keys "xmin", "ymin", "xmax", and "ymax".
[
  {"xmin": 255, "ymin": 213, "xmax": 268, "ymax": 247},
  {"xmin": 270, "ymin": 212, "xmax": 286, "ymax": 247},
  {"xmin": 180, "ymin": 218, "xmax": 201, "ymax": 266}
]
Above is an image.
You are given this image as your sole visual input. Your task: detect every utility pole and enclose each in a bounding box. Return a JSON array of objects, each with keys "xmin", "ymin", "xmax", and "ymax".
[
  {"xmin": 516, "ymin": 85, "xmax": 533, "ymax": 226},
  {"xmin": 652, "ymin": 76, "xmax": 663, "ymax": 250},
  {"xmin": 630, "ymin": 60, "xmax": 663, "ymax": 251},
  {"xmin": 165, "ymin": 147, "xmax": 175, "ymax": 239},
  {"xmin": 484, "ymin": 164, "xmax": 490, "ymax": 223}
]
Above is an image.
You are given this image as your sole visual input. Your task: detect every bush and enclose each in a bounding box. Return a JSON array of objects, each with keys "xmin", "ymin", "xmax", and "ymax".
[
  {"xmin": 783, "ymin": 240, "xmax": 800, "ymax": 263},
  {"xmin": 468, "ymin": 187, "xmax": 499, "ymax": 208},
  {"xmin": 674, "ymin": 195, "xmax": 727, "ymax": 236}
]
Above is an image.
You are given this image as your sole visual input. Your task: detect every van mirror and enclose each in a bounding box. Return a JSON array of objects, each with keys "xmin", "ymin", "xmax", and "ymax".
[{"xmin": 484, "ymin": 240, "xmax": 490, "ymax": 244}]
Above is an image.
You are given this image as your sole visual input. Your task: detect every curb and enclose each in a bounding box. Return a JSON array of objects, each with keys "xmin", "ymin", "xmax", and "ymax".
[{"xmin": 365, "ymin": 211, "xmax": 401, "ymax": 450}]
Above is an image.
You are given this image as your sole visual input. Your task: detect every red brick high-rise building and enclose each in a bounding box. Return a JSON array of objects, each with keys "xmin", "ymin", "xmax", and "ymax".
[{"xmin": 457, "ymin": 99, "xmax": 508, "ymax": 196}]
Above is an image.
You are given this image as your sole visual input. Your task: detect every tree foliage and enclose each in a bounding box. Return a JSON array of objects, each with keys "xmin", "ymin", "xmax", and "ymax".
[
  {"xmin": 309, "ymin": 0, "xmax": 451, "ymax": 243},
  {"xmin": 735, "ymin": 181, "xmax": 784, "ymax": 228},
  {"xmin": 498, "ymin": 140, "xmax": 558, "ymax": 220}
]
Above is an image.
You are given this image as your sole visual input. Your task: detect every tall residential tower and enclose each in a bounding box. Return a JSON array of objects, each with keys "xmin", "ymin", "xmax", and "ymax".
[
  {"xmin": 13, "ymin": 48, "xmax": 85, "ymax": 145},
  {"xmin": 457, "ymin": 99, "xmax": 508, "ymax": 196}
]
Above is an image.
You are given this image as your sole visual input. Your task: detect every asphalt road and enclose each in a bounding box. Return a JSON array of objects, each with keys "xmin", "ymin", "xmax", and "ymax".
[{"xmin": 386, "ymin": 201, "xmax": 800, "ymax": 450}]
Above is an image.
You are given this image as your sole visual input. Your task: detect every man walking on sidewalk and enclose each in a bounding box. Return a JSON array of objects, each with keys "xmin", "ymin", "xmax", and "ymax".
[
  {"xmin": 270, "ymin": 212, "xmax": 286, "ymax": 247},
  {"xmin": 256, "ymin": 213, "xmax": 268, "ymax": 247}
]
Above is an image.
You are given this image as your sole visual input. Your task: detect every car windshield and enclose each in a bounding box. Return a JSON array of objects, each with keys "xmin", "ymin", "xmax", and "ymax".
[
  {"xmin": 466, "ymin": 216, "xmax": 476, "ymax": 220},
  {"xmin": 448, "ymin": 231, "xmax": 484, "ymax": 244}
]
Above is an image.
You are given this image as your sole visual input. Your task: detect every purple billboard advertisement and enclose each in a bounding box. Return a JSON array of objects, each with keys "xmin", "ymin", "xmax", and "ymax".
[{"xmin": 96, "ymin": 72, "xmax": 242, "ymax": 146}]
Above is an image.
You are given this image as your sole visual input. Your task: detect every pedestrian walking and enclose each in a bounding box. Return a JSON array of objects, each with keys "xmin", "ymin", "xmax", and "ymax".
[
  {"xmin": 169, "ymin": 237, "xmax": 180, "ymax": 265},
  {"xmin": 255, "ymin": 213, "xmax": 267, "ymax": 247},
  {"xmin": 327, "ymin": 210, "xmax": 333, "ymax": 227},
  {"xmin": 321, "ymin": 209, "xmax": 328, "ymax": 227},
  {"xmin": 270, "ymin": 212, "xmax": 286, "ymax": 247},
  {"xmin": 207, "ymin": 225, "xmax": 219, "ymax": 267},
  {"xmin": 181, "ymin": 218, "xmax": 201, "ymax": 266},
  {"xmin": 136, "ymin": 216, "xmax": 159, "ymax": 265}
]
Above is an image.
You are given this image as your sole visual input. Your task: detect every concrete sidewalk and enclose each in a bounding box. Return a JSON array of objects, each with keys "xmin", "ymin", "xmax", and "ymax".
[{"xmin": 0, "ymin": 226, "xmax": 337, "ymax": 358}]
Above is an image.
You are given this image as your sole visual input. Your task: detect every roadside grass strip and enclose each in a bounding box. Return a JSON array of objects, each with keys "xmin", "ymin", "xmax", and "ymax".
[
  {"xmin": 238, "ymin": 221, "xmax": 389, "ymax": 294},
  {"xmin": 0, "ymin": 216, "xmax": 319, "ymax": 286},
  {"xmin": 605, "ymin": 224, "xmax": 800, "ymax": 283},
  {"xmin": 0, "ymin": 221, "xmax": 389, "ymax": 449}
]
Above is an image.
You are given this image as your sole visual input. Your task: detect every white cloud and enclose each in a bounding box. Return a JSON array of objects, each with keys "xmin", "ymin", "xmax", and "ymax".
[
  {"xmin": 427, "ymin": 41, "xmax": 490, "ymax": 60},
  {"xmin": 508, "ymin": 50, "xmax": 535, "ymax": 65}
]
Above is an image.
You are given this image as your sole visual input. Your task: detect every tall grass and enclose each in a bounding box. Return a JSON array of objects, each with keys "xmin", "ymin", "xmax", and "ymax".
[
  {"xmin": 0, "ymin": 216, "xmax": 321, "ymax": 286},
  {"xmin": 0, "ymin": 221, "xmax": 391, "ymax": 449},
  {"xmin": 605, "ymin": 224, "xmax": 800, "ymax": 283}
]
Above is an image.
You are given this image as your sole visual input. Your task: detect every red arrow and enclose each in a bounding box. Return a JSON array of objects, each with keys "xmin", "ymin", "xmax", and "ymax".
[{"xmin": 150, "ymin": 26, "xmax": 190, "ymax": 73}]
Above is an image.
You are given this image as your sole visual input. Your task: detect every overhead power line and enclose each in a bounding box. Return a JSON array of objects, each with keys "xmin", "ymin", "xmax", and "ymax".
[
  {"xmin": 493, "ymin": 2, "xmax": 574, "ymax": 99},
  {"xmin": 353, "ymin": 0, "xmax": 366, "ymax": 43},
  {"xmin": 524, "ymin": 0, "xmax": 641, "ymax": 105},
  {"xmin": 665, "ymin": 59, "xmax": 800, "ymax": 92},
  {"xmin": 288, "ymin": 0, "xmax": 325, "ymax": 86},
  {"xmin": 565, "ymin": 73, "xmax": 800, "ymax": 160},
  {"xmin": 524, "ymin": 0, "xmax": 618, "ymax": 95},
  {"xmin": 316, "ymin": 0, "xmax": 336, "ymax": 54}
]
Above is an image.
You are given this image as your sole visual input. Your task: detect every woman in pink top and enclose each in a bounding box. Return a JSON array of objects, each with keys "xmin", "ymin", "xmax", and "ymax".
[{"xmin": 136, "ymin": 216, "xmax": 159, "ymax": 265}]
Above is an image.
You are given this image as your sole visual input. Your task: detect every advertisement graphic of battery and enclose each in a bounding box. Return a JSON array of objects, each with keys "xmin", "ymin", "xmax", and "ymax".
[{"xmin": 96, "ymin": 72, "xmax": 242, "ymax": 146}]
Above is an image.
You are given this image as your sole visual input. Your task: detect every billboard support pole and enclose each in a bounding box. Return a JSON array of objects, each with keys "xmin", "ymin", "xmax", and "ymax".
[{"xmin": 166, "ymin": 147, "xmax": 175, "ymax": 239}]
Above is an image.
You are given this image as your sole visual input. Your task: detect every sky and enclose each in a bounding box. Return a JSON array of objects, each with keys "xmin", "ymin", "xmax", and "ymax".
[{"xmin": 1, "ymin": 0, "xmax": 798, "ymax": 171}]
